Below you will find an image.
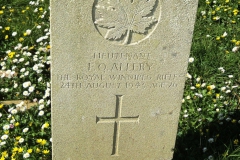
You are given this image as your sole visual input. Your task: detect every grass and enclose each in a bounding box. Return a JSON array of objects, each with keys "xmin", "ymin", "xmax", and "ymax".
[
  {"xmin": 0, "ymin": 0, "xmax": 239, "ymax": 159},
  {"xmin": 173, "ymin": 0, "xmax": 240, "ymax": 159}
]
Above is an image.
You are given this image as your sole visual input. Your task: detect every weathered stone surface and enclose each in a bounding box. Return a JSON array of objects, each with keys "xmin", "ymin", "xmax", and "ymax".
[{"xmin": 51, "ymin": 0, "xmax": 198, "ymax": 159}]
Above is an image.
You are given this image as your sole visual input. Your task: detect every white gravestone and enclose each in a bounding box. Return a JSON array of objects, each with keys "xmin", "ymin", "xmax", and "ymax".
[{"xmin": 51, "ymin": 0, "xmax": 198, "ymax": 159}]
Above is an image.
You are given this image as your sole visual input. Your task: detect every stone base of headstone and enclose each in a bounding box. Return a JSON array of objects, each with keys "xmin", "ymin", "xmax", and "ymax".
[
  {"xmin": 1, "ymin": 100, "xmax": 37, "ymax": 109},
  {"xmin": 0, "ymin": 70, "xmax": 37, "ymax": 108},
  {"xmin": 0, "ymin": 70, "xmax": 18, "ymax": 77}
]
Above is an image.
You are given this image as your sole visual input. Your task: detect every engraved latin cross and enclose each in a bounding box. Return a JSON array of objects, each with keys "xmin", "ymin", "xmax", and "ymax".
[{"xmin": 96, "ymin": 95, "xmax": 140, "ymax": 156}]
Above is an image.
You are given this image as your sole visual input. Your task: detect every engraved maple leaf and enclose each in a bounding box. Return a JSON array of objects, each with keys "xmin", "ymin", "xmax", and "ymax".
[{"xmin": 94, "ymin": 0, "xmax": 158, "ymax": 45}]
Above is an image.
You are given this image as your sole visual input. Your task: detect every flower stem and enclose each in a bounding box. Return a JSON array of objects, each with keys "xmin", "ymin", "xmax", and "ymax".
[{"xmin": 123, "ymin": 29, "xmax": 130, "ymax": 45}]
